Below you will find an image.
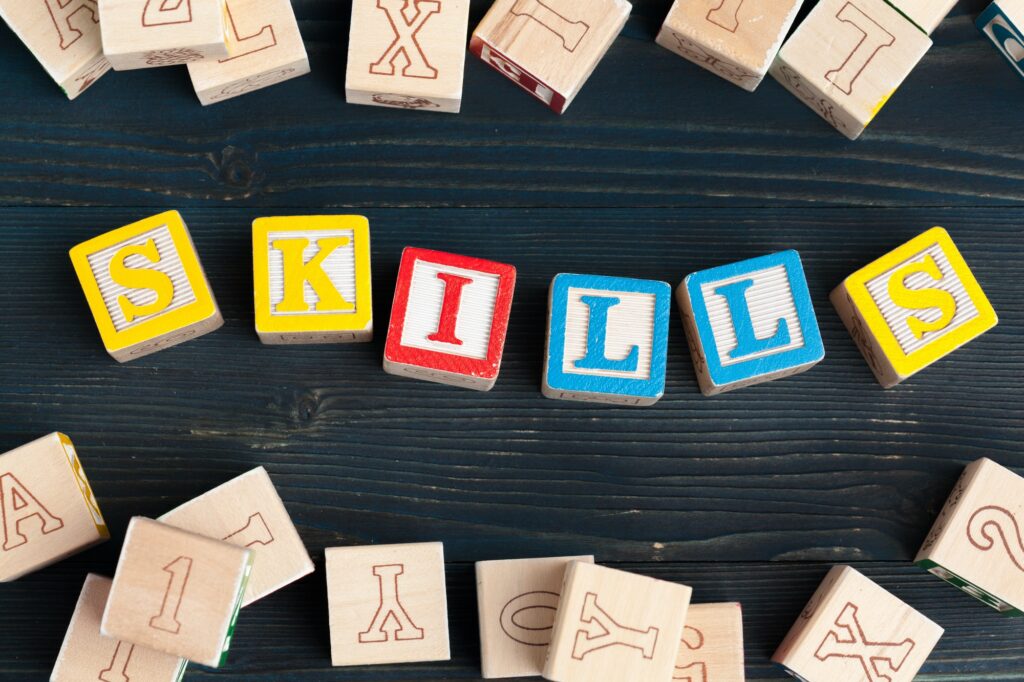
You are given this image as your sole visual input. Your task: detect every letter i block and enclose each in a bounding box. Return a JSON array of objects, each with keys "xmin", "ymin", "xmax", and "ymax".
[
  {"xmin": 98, "ymin": 0, "xmax": 229, "ymax": 70},
  {"xmin": 384, "ymin": 248, "xmax": 516, "ymax": 391},
  {"xmin": 979, "ymin": 0, "xmax": 1024, "ymax": 79},
  {"xmin": 326, "ymin": 542, "xmax": 450, "ymax": 667},
  {"xmin": 0, "ymin": 433, "xmax": 108, "ymax": 582},
  {"xmin": 675, "ymin": 603, "xmax": 745, "ymax": 682},
  {"xmin": 70, "ymin": 211, "xmax": 223, "ymax": 362},
  {"xmin": 677, "ymin": 251, "xmax": 824, "ymax": 396},
  {"xmin": 772, "ymin": 565, "xmax": 943, "ymax": 682},
  {"xmin": 831, "ymin": 228, "xmax": 997, "ymax": 388},
  {"xmin": 252, "ymin": 215, "xmax": 373, "ymax": 344}
]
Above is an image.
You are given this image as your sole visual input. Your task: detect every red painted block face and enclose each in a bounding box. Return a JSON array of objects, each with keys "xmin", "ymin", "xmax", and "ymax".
[{"xmin": 470, "ymin": 36, "xmax": 568, "ymax": 113}]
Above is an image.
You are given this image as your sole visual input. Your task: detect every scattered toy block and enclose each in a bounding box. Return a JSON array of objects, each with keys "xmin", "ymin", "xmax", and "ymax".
[
  {"xmin": 470, "ymin": 0, "xmax": 631, "ymax": 113},
  {"xmin": 676, "ymin": 250, "xmax": 824, "ymax": 396},
  {"xmin": 70, "ymin": 210, "xmax": 223, "ymax": 362},
  {"xmin": 252, "ymin": 215, "xmax": 373, "ymax": 344},
  {"xmin": 0, "ymin": 433, "xmax": 108, "ymax": 582},
  {"xmin": 326, "ymin": 542, "xmax": 450, "ymax": 667},
  {"xmin": 674, "ymin": 602, "xmax": 745, "ymax": 682},
  {"xmin": 384, "ymin": 247, "xmax": 517, "ymax": 391},
  {"xmin": 475, "ymin": 555, "xmax": 594, "ymax": 678},
  {"xmin": 978, "ymin": 0, "xmax": 1024, "ymax": 79},
  {"xmin": 98, "ymin": 0, "xmax": 229, "ymax": 70},
  {"xmin": 831, "ymin": 227, "xmax": 997, "ymax": 388},
  {"xmin": 543, "ymin": 561, "xmax": 692, "ymax": 682},
  {"xmin": 888, "ymin": 0, "xmax": 958, "ymax": 33},
  {"xmin": 101, "ymin": 517, "xmax": 252, "ymax": 668}
]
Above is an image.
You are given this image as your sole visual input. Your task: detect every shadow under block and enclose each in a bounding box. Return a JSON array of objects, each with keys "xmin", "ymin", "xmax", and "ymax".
[
  {"xmin": 978, "ymin": 0, "xmax": 1024, "ymax": 79},
  {"xmin": 656, "ymin": 0, "xmax": 804, "ymax": 91},
  {"xmin": 101, "ymin": 518, "xmax": 252, "ymax": 668},
  {"xmin": 543, "ymin": 561, "xmax": 692, "ymax": 682},
  {"xmin": 0, "ymin": 0, "xmax": 110, "ymax": 99},
  {"xmin": 469, "ymin": 0, "xmax": 631, "ymax": 113},
  {"xmin": 384, "ymin": 247, "xmax": 516, "ymax": 391},
  {"xmin": 345, "ymin": 0, "xmax": 471, "ymax": 113},
  {"xmin": 474, "ymin": 555, "xmax": 594, "ymax": 678},
  {"xmin": 326, "ymin": 542, "xmax": 450, "ymax": 667},
  {"xmin": 70, "ymin": 210, "xmax": 223, "ymax": 362},
  {"xmin": 769, "ymin": 0, "xmax": 932, "ymax": 140},
  {"xmin": 675, "ymin": 602, "xmax": 745, "ymax": 682},
  {"xmin": 0, "ymin": 433, "xmax": 108, "ymax": 582},
  {"xmin": 830, "ymin": 227, "xmax": 997, "ymax": 388},
  {"xmin": 52, "ymin": 574, "xmax": 187, "ymax": 682},
  {"xmin": 98, "ymin": 0, "xmax": 229, "ymax": 70},
  {"xmin": 159, "ymin": 467, "xmax": 315, "ymax": 608}
]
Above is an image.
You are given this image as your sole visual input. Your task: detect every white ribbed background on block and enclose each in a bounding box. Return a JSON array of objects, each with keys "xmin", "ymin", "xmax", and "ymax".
[
  {"xmin": 267, "ymin": 229, "xmax": 356, "ymax": 315},
  {"xmin": 561, "ymin": 288, "xmax": 655, "ymax": 380}
]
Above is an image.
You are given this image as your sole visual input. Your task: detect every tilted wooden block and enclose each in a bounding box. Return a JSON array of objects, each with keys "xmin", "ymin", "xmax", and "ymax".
[
  {"xmin": 674, "ymin": 602, "xmax": 744, "ymax": 682},
  {"xmin": 544, "ymin": 561, "xmax": 692, "ymax": 682},
  {"xmin": 677, "ymin": 250, "xmax": 824, "ymax": 396},
  {"xmin": 52, "ymin": 574, "xmax": 187, "ymax": 682},
  {"xmin": 252, "ymin": 215, "xmax": 373, "ymax": 344},
  {"xmin": 101, "ymin": 518, "xmax": 252, "ymax": 668},
  {"xmin": 470, "ymin": 0, "xmax": 631, "ymax": 113},
  {"xmin": 772, "ymin": 565, "xmax": 943, "ymax": 682},
  {"xmin": 98, "ymin": 0, "xmax": 229, "ymax": 70},
  {"xmin": 159, "ymin": 467, "xmax": 315, "ymax": 607},
  {"xmin": 475, "ymin": 555, "xmax": 594, "ymax": 678},
  {"xmin": 769, "ymin": 0, "xmax": 932, "ymax": 140},
  {"xmin": 831, "ymin": 227, "xmax": 998, "ymax": 388},
  {"xmin": 978, "ymin": 0, "xmax": 1024, "ymax": 79},
  {"xmin": 326, "ymin": 542, "xmax": 450, "ymax": 666},
  {"xmin": 384, "ymin": 247, "xmax": 517, "ymax": 391},
  {"xmin": 70, "ymin": 211, "xmax": 223, "ymax": 362}
]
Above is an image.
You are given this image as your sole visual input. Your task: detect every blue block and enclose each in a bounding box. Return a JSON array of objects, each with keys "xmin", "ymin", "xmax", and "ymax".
[{"xmin": 978, "ymin": 1, "xmax": 1024, "ymax": 79}]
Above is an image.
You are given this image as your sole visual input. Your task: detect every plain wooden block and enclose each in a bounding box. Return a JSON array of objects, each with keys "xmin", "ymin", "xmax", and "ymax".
[
  {"xmin": 70, "ymin": 210, "xmax": 224, "ymax": 362},
  {"xmin": 674, "ymin": 602, "xmax": 744, "ymax": 682},
  {"xmin": 469, "ymin": 0, "xmax": 631, "ymax": 113},
  {"xmin": 676, "ymin": 251, "xmax": 824, "ymax": 396},
  {"xmin": 98, "ymin": 0, "xmax": 229, "ymax": 70},
  {"xmin": 345, "ymin": 0, "xmax": 471, "ymax": 113},
  {"xmin": 656, "ymin": 0, "xmax": 804, "ymax": 91},
  {"xmin": 769, "ymin": 0, "xmax": 932, "ymax": 140},
  {"xmin": 772, "ymin": 565, "xmax": 943, "ymax": 682},
  {"xmin": 543, "ymin": 561, "xmax": 692, "ymax": 682},
  {"xmin": 831, "ymin": 227, "xmax": 998, "ymax": 388},
  {"xmin": 978, "ymin": 0, "xmax": 1024, "ymax": 79},
  {"xmin": 889, "ymin": 0, "xmax": 958, "ymax": 33},
  {"xmin": 101, "ymin": 517, "xmax": 252, "ymax": 668},
  {"xmin": 0, "ymin": 433, "xmax": 108, "ymax": 583},
  {"xmin": 384, "ymin": 247, "xmax": 517, "ymax": 391},
  {"xmin": 326, "ymin": 542, "xmax": 450, "ymax": 667},
  {"xmin": 159, "ymin": 467, "xmax": 315, "ymax": 607},
  {"xmin": 51, "ymin": 574, "xmax": 187, "ymax": 682},
  {"xmin": 475, "ymin": 555, "xmax": 594, "ymax": 678},
  {"xmin": 915, "ymin": 458, "xmax": 1024, "ymax": 616}
]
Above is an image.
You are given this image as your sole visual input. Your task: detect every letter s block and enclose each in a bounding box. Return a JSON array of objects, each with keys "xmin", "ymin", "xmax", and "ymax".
[
  {"xmin": 675, "ymin": 602, "xmax": 745, "ymax": 682},
  {"xmin": 978, "ymin": 0, "xmax": 1024, "ymax": 80},
  {"xmin": 98, "ymin": 0, "xmax": 229, "ymax": 71}
]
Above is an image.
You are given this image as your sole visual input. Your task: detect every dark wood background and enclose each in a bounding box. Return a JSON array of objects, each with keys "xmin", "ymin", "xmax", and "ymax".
[{"xmin": 1, "ymin": 0, "xmax": 1022, "ymax": 680}]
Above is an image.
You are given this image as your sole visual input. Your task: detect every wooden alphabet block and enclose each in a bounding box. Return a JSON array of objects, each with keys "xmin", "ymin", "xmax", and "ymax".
[
  {"xmin": 543, "ymin": 561, "xmax": 692, "ymax": 682},
  {"xmin": 475, "ymin": 555, "xmax": 594, "ymax": 678},
  {"xmin": 252, "ymin": 215, "xmax": 373, "ymax": 344},
  {"xmin": 159, "ymin": 467, "xmax": 315, "ymax": 607},
  {"xmin": 915, "ymin": 458, "xmax": 1024, "ymax": 616},
  {"xmin": 345, "ymin": 0, "xmax": 471, "ymax": 113},
  {"xmin": 543, "ymin": 274, "xmax": 671, "ymax": 405},
  {"xmin": 769, "ymin": 0, "xmax": 932, "ymax": 140},
  {"xmin": 0, "ymin": 433, "xmax": 108, "ymax": 582},
  {"xmin": 70, "ymin": 211, "xmax": 223, "ymax": 362},
  {"xmin": 98, "ymin": 0, "xmax": 229, "ymax": 70},
  {"xmin": 978, "ymin": 0, "xmax": 1024, "ymax": 79},
  {"xmin": 656, "ymin": 0, "xmax": 804, "ymax": 91},
  {"xmin": 676, "ymin": 250, "xmax": 824, "ymax": 396},
  {"xmin": 887, "ymin": 0, "xmax": 957, "ymax": 33},
  {"xmin": 772, "ymin": 565, "xmax": 943, "ymax": 682},
  {"xmin": 101, "ymin": 517, "xmax": 252, "ymax": 668},
  {"xmin": 52, "ymin": 574, "xmax": 187, "ymax": 682},
  {"xmin": 326, "ymin": 542, "xmax": 450, "ymax": 667},
  {"xmin": 384, "ymin": 247, "xmax": 517, "ymax": 391},
  {"xmin": 675, "ymin": 602, "xmax": 745, "ymax": 682},
  {"xmin": 470, "ymin": 0, "xmax": 631, "ymax": 113},
  {"xmin": 831, "ymin": 227, "xmax": 998, "ymax": 388}
]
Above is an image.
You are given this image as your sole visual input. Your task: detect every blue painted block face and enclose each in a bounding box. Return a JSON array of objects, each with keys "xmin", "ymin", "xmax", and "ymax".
[
  {"xmin": 544, "ymin": 274, "xmax": 671, "ymax": 405},
  {"xmin": 979, "ymin": 1, "xmax": 1024, "ymax": 79}
]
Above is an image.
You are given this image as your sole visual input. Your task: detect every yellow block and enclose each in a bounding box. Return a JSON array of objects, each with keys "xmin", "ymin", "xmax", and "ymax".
[{"xmin": 57, "ymin": 433, "xmax": 109, "ymax": 540}]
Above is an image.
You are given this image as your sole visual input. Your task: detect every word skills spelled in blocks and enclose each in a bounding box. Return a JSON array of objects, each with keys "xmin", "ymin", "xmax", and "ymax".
[
  {"xmin": 101, "ymin": 517, "xmax": 252, "ymax": 667},
  {"xmin": 159, "ymin": 467, "xmax": 315, "ymax": 607},
  {"xmin": 252, "ymin": 215, "xmax": 373, "ymax": 344},
  {"xmin": 677, "ymin": 251, "xmax": 824, "ymax": 396},
  {"xmin": 98, "ymin": 0, "xmax": 229, "ymax": 70},
  {"xmin": 544, "ymin": 561, "xmax": 692, "ymax": 682},
  {"xmin": 345, "ymin": 0, "xmax": 471, "ymax": 113},
  {"xmin": 0, "ymin": 433, "xmax": 107, "ymax": 582},
  {"xmin": 543, "ymin": 274, "xmax": 670, "ymax": 405},
  {"xmin": 831, "ymin": 227, "xmax": 997, "ymax": 388},
  {"xmin": 470, "ymin": 0, "xmax": 631, "ymax": 113},
  {"xmin": 656, "ymin": 0, "xmax": 804, "ymax": 91},
  {"xmin": 384, "ymin": 248, "xmax": 516, "ymax": 391},
  {"xmin": 475, "ymin": 555, "xmax": 594, "ymax": 678},
  {"xmin": 326, "ymin": 542, "xmax": 450, "ymax": 666},
  {"xmin": 675, "ymin": 602, "xmax": 745, "ymax": 682},
  {"xmin": 979, "ymin": 0, "xmax": 1024, "ymax": 79}
]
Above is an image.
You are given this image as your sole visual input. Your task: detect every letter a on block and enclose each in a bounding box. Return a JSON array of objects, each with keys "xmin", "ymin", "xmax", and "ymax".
[
  {"xmin": 370, "ymin": 0, "xmax": 442, "ymax": 78},
  {"xmin": 359, "ymin": 564, "xmax": 426, "ymax": 642},
  {"xmin": 45, "ymin": 0, "xmax": 100, "ymax": 50},
  {"xmin": 143, "ymin": 0, "xmax": 193, "ymax": 26},
  {"xmin": 1, "ymin": 473, "xmax": 65, "ymax": 550}
]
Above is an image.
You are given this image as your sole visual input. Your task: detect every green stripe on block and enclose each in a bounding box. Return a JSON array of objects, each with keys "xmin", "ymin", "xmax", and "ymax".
[
  {"xmin": 218, "ymin": 553, "xmax": 255, "ymax": 666},
  {"xmin": 917, "ymin": 559, "xmax": 1023, "ymax": 617}
]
